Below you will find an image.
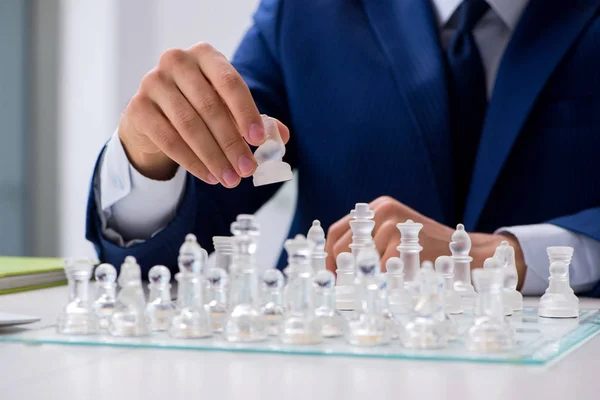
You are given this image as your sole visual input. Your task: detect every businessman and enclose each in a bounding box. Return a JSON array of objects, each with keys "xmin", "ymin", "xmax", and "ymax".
[{"xmin": 86, "ymin": 0, "xmax": 600, "ymax": 296}]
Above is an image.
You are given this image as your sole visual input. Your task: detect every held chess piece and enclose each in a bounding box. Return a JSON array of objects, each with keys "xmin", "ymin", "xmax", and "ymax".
[
  {"xmin": 313, "ymin": 270, "xmax": 346, "ymax": 338},
  {"xmin": 212, "ymin": 236, "xmax": 234, "ymax": 274},
  {"xmin": 538, "ymin": 260, "xmax": 579, "ymax": 318},
  {"xmin": 57, "ymin": 258, "xmax": 99, "ymax": 335},
  {"xmin": 482, "ymin": 258, "xmax": 513, "ymax": 316},
  {"xmin": 280, "ymin": 271, "xmax": 323, "ymax": 344},
  {"xmin": 169, "ymin": 251, "xmax": 212, "ymax": 339},
  {"xmin": 307, "ymin": 220, "xmax": 327, "ymax": 272},
  {"xmin": 146, "ymin": 265, "xmax": 175, "ymax": 332},
  {"xmin": 349, "ymin": 203, "xmax": 376, "ymax": 261},
  {"xmin": 465, "ymin": 268, "xmax": 513, "ymax": 352},
  {"xmin": 93, "ymin": 263, "xmax": 117, "ymax": 330},
  {"xmin": 449, "ymin": 224, "xmax": 476, "ymax": 309},
  {"xmin": 402, "ymin": 262, "xmax": 450, "ymax": 349},
  {"xmin": 205, "ymin": 267, "xmax": 229, "ymax": 332},
  {"xmin": 335, "ymin": 252, "xmax": 356, "ymax": 310},
  {"xmin": 396, "ymin": 219, "xmax": 424, "ymax": 292},
  {"xmin": 109, "ymin": 256, "xmax": 150, "ymax": 337},
  {"xmin": 346, "ymin": 246, "xmax": 390, "ymax": 346},
  {"xmin": 385, "ymin": 257, "xmax": 413, "ymax": 314},
  {"xmin": 493, "ymin": 241, "xmax": 523, "ymax": 312},
  {"xmin": 252, "ymin": 115, "xmax": 293, "ymax": 186},
  {"xmin": 260, "ymin": 269, "xmax": 286, "ymax": 336},
  {"xmin": 434, "ymin": 256, "xmax": 463, "ymax": 315}
]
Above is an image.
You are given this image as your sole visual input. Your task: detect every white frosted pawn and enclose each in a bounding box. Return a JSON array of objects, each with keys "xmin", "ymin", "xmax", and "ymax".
[
  {"xmin": 169, "ymin": 252, "xmax": 212, "ymax": 339},
  {"xmin": 396, "ymin": 219, "xmax": 424, "ymax": 292},
  {"xmin": 482, "ymin": 258, "xmax": 512, "ymax": 316},
  {"xmin": 493, "ymin": 241, "xmax": 523, "ymax": 312},
  {"xmin": 260, "ymin": 269, "xmax": 285, "ymax": 336},
  {"xmin": 252, "ymin": 114, "xmax": 293, "ymax": 186},
  {"xmin": 57, "ymin": 258, "xmax": 99, "ymax": 335},
  {"xmin": 282, "ymin": 234, "xmax": 313, "ymax": 280},
  {"xmin": 449, "ymin": 224, "xmax": 476, "ymax": 309},
  {"xmin": 313, "ymin": 270, "xmax": 346, "ymax": 338},
  {"xmin": 280, "ymin": 271, "xmax": 323, "ymax": 344},
  {"xmin": 307, "ymin": 220, "xmax": 327, "ymax": 272},
  {"xmin": 402, "ymin": 261, "xmax": 448, "ymax": 349},
  {"xmin": 434, "ymin": 256, "xmax": 463, "ymax": 315},
  {"xmin": 385, "ymin": 257, "xmax": 413, "ymax": 314},
  {"xmin": 539, "ymin": 260, "xmax": 579, "ymax": 318},
  {"xmin": 335, "ymin": 252, "xmax": 356, "ymax": 310},
  {"xmin": 93, "ymin": 263, "xmax": 117, "ymax": 330},
  {"xmin": 179, "ymin": 234, "xmax": 208, "ymax": 276},
  {"xmin": 109, "ymin": 256, "xmax": 150, "ymax": 337},
  {"xmin": 212, "ymin": 236, "xmax": 234, "ymax": 273},
  {"xmin": 205, "ymin": 267, "xmax": 228, "ymax": 332},
  {"xmin": 465, "ymin": 268, "xmax": 513, "ymax": 352},
  {"xmin": 346, "ymin": 247, "xmax": 389, "ymax": 346},
  {"xmin": 349, "ymin": 203, "xmax": 376, "ymax": 260},
  {"xmin": 146, "ymin": 265, "xmax": 174, "ymax": 332},
  {"xmin": 546, "ymin": 246, "xmax": 578, "ymax": 302}
]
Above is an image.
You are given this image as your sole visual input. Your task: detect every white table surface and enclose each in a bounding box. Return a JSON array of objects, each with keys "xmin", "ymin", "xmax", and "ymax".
[{"xmin": 0, "ymin": 287, "xmax": 599, "ymax": 400}]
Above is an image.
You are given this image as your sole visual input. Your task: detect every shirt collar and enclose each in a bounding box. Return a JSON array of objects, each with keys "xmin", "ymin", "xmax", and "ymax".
[{"xmin": 431, "ymin": 0, "xmax": 529, "ymax": 30}]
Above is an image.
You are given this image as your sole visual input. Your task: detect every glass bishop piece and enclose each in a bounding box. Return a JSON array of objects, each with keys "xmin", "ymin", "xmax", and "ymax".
[
  {"xmin": 465, "ymin": 268, "xmax": 513, "ymax": 352},
  {"xmin": 449, "ymin": 224, "xmax": 476, "ymax": 309},
  {"xmin": 307, "ymin": 220, "xmax": 327, "ymax": 272},
  {"xmin": 206, "ymin": 267, "xmax": 228, "ymax": 332},
  {"xmin": 280, "ymin": 271, "xmax": 323, "ymax": 344},
  {"xmin": 260, "ymin": 269, "xmax": 285, "ymax": 336},
  {"xmin": 57, "ymin": 258, "xmax": 99, "ymax": 335},
  {"xmin": 313, "ymin": 270, "xmax": 346, "ymax": 337},
  {"xmin": 93, "ymin": 263, "xmax": 117, "ymax": 330},
  {"xmin": 109, "ymin": 256, "xmax": 150, "ymax": 337},
  {"xmin": 146, "ymin": 265, "xmax": 175, "ymax": 332}
]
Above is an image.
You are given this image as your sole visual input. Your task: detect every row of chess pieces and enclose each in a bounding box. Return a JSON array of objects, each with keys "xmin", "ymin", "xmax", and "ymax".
[{"xmin": 55, "ymin": 204, "xmax": 579, "ymax": 352}]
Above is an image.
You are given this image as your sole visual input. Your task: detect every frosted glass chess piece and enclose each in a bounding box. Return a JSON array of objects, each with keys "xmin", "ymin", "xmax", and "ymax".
[
  {"xmin": 538, "ymin": 260, "xmax": 579, "ymax": 318},
  {"xmin": 252, "ymin": 115, "xmax": 293, "ymax": 186},
  {"xmin": 57, "ymin": 258, "xmax": 99, "ymax": 335},
  {"xmin": 385, "ymin": 257, "xmax": 413, "ymax": 314},
  {"xmin": 434, "ymin": 256, "xmax": 463, "ymax": 315},
  {"xmin": 465, "ymin": 268, "xmax": 513, "ymax": 352},
  {"xmin": 335, "ymin": 252, "xmax": 356, "ymax": 310},
  {"xmin": 224, "ymin": 215, "xmax": 267, "ymax": 342},
  {"xmin": 169, "ymin": 251, "xmax": 212, "ymax": 338},
  {"xmin": 109, "ymin": 256, "xmax": 150, "ymax": 337},
  {"xmin": 307, "ymin": 220, "xmax": 327, "ymax": 272},
  {"xmin": 205, "ymin": 267, "xmax": 228, "ymax": 332},
  {"xmin": 482, "ymin": 258, "xmax": 513, "ymax": 316},
  {"xmin": 449, "ymin": 224, "xmax": 476, "ymax": 310},
  {"xmin": 379, "ymin": 275, "xmax": 401, "ymax": 340},
  {"xmin": 145, "ymin": 265, "xmax": 174, "ymax": 331},
  {"xmin": 179, "ymin": 234, "xmax": 208, "ymax": 276},
  {"xmin": 493, "ymin": 241, "xmax": 523, "ymax": 312},
  {"xmin": 402, "ymin": 262, "xmax": 449, "ymax": 349},
  {"xmin": 546, "ymin": 246, "xmax": 578, "ymax": 304},
  {"xmin": 282, "ymin": 234, "xmax": 313, "ymax": 281},
  {"xmin": 396, "ymin": 219, "xmax": 424, "ymax": 293},
  {"xmin": 313, "ymin": 270, "xmax": 346, "ymax": 338},
  {"xmin": 93, "ymin": 263, "xmax": 117, "ymax": 330},
  {"xmin": 349, "ymin": 203, "xmax": 376, "ymax": 261},
  {"xmin": 212, "ymin": 236, "xmax": 234, "ymax": 274},
  {"xmin": 260, "ymin": 269, "xmax": 286, "ymax": 336},
  {"xmin": 280, "ymin": 271, "xmax": 323, "ymax": 344},
  {"xmin": 346, "ymin": 246, "xmax": 390, "ymax": 346}
]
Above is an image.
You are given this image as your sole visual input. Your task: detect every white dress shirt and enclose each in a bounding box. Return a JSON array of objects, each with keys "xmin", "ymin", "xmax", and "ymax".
[{"xmin": 96, "ymin": 0, "xmax": 600, "ymax": 295}]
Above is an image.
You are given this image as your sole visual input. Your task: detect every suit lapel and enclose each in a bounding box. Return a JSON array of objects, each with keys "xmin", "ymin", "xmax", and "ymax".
[
  {"xmin": 362, "ymin": 0, "xmax": 454, "ymax": 221},
  {"xmin": 464, "ymin": 0, "xmax": 600, "ymax": 229}
]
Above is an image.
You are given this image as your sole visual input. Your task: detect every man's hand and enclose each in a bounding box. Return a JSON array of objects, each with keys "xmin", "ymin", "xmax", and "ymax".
[
  {"xmin": 118, "ymin": 43, "xmax": 290, "ymax": 186},
  {"xmin": 325, "ymin": 196, "xmax": 526, "ymax": 289}
]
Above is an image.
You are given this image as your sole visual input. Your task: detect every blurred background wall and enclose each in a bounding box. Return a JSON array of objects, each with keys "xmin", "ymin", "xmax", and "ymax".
[{"xmin": 2, "ymin": 0, "xmax": 296, "ymax": 269}]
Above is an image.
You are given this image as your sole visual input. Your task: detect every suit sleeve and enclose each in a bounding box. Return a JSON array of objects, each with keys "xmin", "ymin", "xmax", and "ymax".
[{"xmin": 85, "ymin": 0, "xmax": 296, "ymax": 275}]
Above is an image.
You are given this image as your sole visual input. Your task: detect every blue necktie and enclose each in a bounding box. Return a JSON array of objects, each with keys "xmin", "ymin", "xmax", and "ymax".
[{"xmin": 446, "ymin": 0, "xmax": 490, "ymax": 221}]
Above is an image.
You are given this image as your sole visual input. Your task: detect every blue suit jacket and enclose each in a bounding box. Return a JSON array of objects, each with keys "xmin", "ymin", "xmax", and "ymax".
[{"xmin": 86, "ymin": 0, "xmax": 600, "ymax": 295}]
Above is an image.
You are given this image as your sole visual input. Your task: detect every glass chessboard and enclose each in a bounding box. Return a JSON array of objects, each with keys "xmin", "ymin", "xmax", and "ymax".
[{"xmin": 1, "ymin": 307, "xmax": 599, "ymax": 366}]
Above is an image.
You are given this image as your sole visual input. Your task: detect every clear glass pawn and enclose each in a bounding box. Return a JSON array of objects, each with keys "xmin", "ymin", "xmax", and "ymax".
[
  {"xmin": 465, "ymin": 268, "xmax": 513, "ymax": 352},
  {"xmin": 434, "ymin": 256, "xmax": 463, "ymax": 315},
  {"xmin": 93, "ymin": 263, "xmax": 117, "ymax": 330},
  {"xmin": 260, "ymin": 269, "xmax": 285, "ymax": 336},
  {"xmin": 335, "ymin": 252, "xmax": 356, "ymax": 310},
  {"xmin": 313, "ymin": 270, "xmax": 346, "ymax": 338},
  {"xmin": 206, "ymin": 267, "xmax": 228, "ymax": 332},
  {"xmin": 307, "ymin": 220, "xmax": 327, "ymax": 272},
  {"xmin": 109, "ymin": 256, "xmax": 150, "ymax": 337},
  {"xmin": 346, "ymin": 246, "xmax": 389, "ymax": 346},
  {"xmin": 146, "ymin": 265, "xmax": 174, "ymax": 332},
  {"xmin": 252, "ymin": 115, "xmax": 293, "ymax": 186},
  {"xmin": 482, "ymin": 257, "xmax": 513, "ymax": 316},
  {"xmin": 385, "ymin": 257, "xmax": 413, "ymax": 314},
  {"xmin": 280, "ymin": 271, "xmax": 323, "ymax": 344},
  {"xmin": 57, "ymin": 258, "xmax": 99, "ymax": 335}
]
